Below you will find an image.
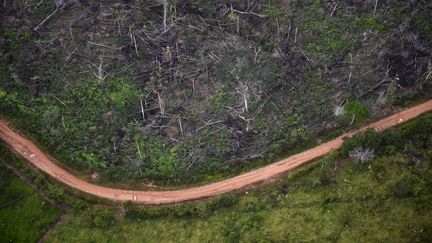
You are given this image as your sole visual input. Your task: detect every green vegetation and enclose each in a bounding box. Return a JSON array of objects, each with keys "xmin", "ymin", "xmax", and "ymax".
[
  {"xmin": 299, "ymin": 1, "xmax": 353, "ymax": 63},
  {"xmin": 43, "ymin": 113, "xmax": 432, "ymax": 242},
  {"xmin": 0, "ymin": 163, "xmax": 61, "ymax": 242},
  {"xmin": 1, "ymin": 0, "xmax": 432, "ymax": 241},
  {"xmin": 0, "ymin": 1, "xmax": 431, "ymax": 188},
  {"xmin": 413, "ymin": 9, "xmax": 432, "ymax": 42},
  {"xmin": 343, "ymin": 101, "xmax": 370, "ymax": 124}
]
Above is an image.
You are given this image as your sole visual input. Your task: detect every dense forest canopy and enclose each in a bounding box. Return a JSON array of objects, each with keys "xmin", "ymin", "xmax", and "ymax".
[{"xmin": 0, "ymin": 0, "xmax": 431, "ymax": 184}]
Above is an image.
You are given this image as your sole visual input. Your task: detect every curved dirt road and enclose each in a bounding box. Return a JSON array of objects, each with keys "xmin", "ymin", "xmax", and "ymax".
[{"xmin": 1, "ymin": 100, "xmax": 432, "ymax": 205}]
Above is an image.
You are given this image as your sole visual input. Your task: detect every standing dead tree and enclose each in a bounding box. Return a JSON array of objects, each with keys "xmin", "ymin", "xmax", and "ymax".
[
  {"xmin": 161, "ymin": 0, "xmax": 169, "ymax": 31},
  {"xmin": 349, "ymin": 147, "xmax": 375, "ymax": 164}
]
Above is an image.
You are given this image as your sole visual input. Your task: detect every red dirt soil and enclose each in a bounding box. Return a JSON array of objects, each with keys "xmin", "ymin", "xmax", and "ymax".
[{"xmin": 1, "ymin": 100, "xmax": 432, "ymax": 205}]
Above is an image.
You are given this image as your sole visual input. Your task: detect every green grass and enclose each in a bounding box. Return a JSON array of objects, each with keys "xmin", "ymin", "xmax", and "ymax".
[{"xmin": 0, "ymin": 163, "xmax": 61, "ymax": 242}]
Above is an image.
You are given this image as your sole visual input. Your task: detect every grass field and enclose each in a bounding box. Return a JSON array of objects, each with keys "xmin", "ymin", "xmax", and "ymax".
[{"xmin": 0, "ymin": 163, "xmax": 61, "ymax": 242}]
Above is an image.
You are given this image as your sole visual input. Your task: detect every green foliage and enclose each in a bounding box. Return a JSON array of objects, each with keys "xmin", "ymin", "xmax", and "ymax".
[
  {"xmin": 299, "ymin": 4, "xmax": 353, "ymax": 63},
  {"xmin": 210, "ymin": 90, "xmax": 228, "ymax": 110},
  {"xmin": 413, "ymin": 10, "xmax": 432, "ymax": 41},
  {"xmin": 238, "ymin": 196, "xmax": 264, "ymax": 212},
  {"xmin": 319, "ymin": 156, "xmax": 336, "ymax": 186},
  {"xmin": 358, "ymin": 18, "xmax": 386, "ymax": 32},
  {"xmin": 341, "ymin": 129, "xmax": 383, "ymax": 157},
  {"xmin": 0, "ymin": 89, "xmax": 6, "ymax": 98},
  {"xmin": 263, "ymin": 6, "xmax": 283, "ymax": 20},
  {"xmin": 82, "ymin": 152, "xmax": 107, "ymax": 170},
  {"xmin": 47, "ymin": 184, "xmax": 65, "ymax": 201},
  {"xmin": 1, "ymin": 30, "xmax": 31, "ymax": 51},
  {"xmin": 135, "ymin": 136, "xmax": 181, "ymax": 179},
  {"xmin": 0, "ymin": 164, "xmax": 61, "ymax": 243},
  {"xmin": 343, "ymin": 101, "xmax": 370, "ymax": 124},
  {"xmin": 107, "ymin": 79, "xmax": 139, "ymax": 108},
  {"xmin": 211, "ymin": 193, "xmax": 239, "ymax": 209},
  {"xmin": 91, "ymin": 209, "xmax": 116, "ymax": 228}
]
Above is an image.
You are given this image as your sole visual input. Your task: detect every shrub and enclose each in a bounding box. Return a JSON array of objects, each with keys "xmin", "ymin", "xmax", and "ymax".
[
  {"xmin": 341, "ymin": 129, "xmax": 382, "ymax": 156},
  {"xmin": 392, "ymin": 180, "xmax": 412, "ymax": 199},
  {"xmin": 239, "ymin": 196, "xmax": 264, "ymax": 212},
  {"xmin": 47, "ymin": 185, "xmax": 64, "ymax": 201},
  {"xmin": 208, "ymin": 193, "xmax": 239, "ymax": 210},
  {"xmin": 343, "ymin": 101, "xmax": 370, "ymax": 124},
  {"xmin": 92, "ymin": 209, "xmax": 116, "ymax": 228}
]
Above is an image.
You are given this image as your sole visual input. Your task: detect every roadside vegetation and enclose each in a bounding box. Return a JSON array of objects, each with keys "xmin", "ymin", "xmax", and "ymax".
[{"xmin": 1, "ymin": 0, "xmax": 431, "ymax": 186}]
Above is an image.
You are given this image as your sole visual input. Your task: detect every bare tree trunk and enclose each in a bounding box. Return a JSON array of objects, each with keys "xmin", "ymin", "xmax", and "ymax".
[
  {"xmin": 162, "ymin": 0, "xmax": 168, "ymax": 31},
  {"xmin": 140, "ymin": 99, "xmax": 145, "ymax": 120},
  {"xmin": 157, "ymin": 92, "xmax": 165, "ymax": 115},
  {"xmin": 178, "ymin": 117, "xmax": 183, "ymax": 136},
  {"xmin": 243, "ymin": 92, "xmax": 248, "ymax": 112},
  {"xmin": 373, "ymin": 0, "xmax": 378, "ymax": 17}
]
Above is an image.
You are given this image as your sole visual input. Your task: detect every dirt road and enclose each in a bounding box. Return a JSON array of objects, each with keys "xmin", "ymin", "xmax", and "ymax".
[{"xmin": 1, "ymin": 100, "xmax": 432, "ymax": 204}]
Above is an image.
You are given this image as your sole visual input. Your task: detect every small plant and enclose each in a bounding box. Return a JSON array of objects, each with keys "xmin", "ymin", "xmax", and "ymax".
[{"xmin": 343, "ymin": 101, "xmax": 370, "ymax": 124}]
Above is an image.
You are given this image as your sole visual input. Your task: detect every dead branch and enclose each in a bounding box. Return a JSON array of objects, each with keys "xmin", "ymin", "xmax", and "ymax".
[
  {"xmin": 373, "ymin": 0, "xmax": 379, "ymax": 17},
  {"xmin": 330, "ymin": 1, "xmax": 341, "ymax": 16},
  {"xmin": 195, "ymin": 120, "xmax": 223, "ymax": 132},
  {"xmin": 140, "ymin": 99, "xmax": 145, "ymax": 120},
  {"xmin": 87, "ymin": 41, "xmax": 121, "ymax": 50},
  {"xmin": 178, "ymin": 117, "xmax": 183, "ymax": 136},
  {"xmin": 65, "ymin": 46, "xmax": 78, "ymax": 62},
  {"xmin": 231, "ymin": 8, "xmax": 267, "ymax": 18},
  {"xmin": 34, "ymin": 7, "xmax": 59, "ymax": 31}
]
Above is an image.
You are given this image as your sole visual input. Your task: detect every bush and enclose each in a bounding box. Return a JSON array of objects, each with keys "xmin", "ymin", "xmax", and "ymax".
[
  {"xmin": 343, "ymin": 101, "xmax": 370, "ymax": 124},
  {"xmin": 91, "ymin": 209, "xmax": 116, "ymax": 228},
  {"xmin": 239, "ymin": 196, "xmax": 264, "ymax": 212},
  {"xmin": 341, "ymin": 129, "xmax": 382, "ymax": 156},
  {"xmin": 47, "ymin": 185, "xmax": 64, "ymax": 201},
  {"xmin": 392, "ymin": 180, "xmax": 413, "ymax": 199},
  {"xmin": 208, "ymin": 193, "xmax": 239, "ymax": 210}
]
